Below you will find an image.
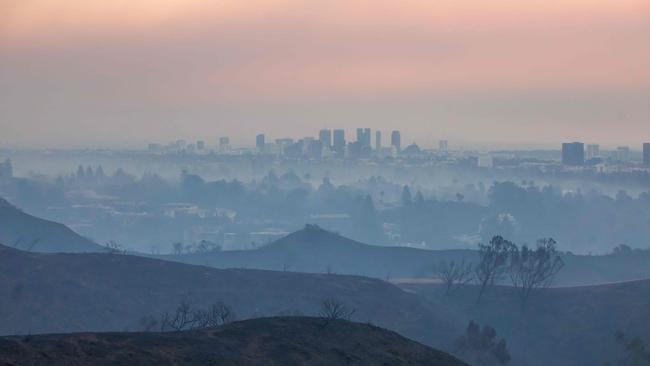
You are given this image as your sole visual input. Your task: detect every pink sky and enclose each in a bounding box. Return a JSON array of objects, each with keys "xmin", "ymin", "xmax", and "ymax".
[{"xmin": 1, "ymin": 0, "xmax": 649, "ymax": 147}]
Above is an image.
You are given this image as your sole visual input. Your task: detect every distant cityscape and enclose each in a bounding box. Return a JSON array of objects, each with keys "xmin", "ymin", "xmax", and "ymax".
[{"xmin": 144, "ymin": 128, "xmax": 650, "ymax": 171}]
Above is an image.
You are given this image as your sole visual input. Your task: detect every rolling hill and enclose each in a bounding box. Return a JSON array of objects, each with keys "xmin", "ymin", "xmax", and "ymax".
[
  {"xmin": 0, "ymin": 197, "xmax": 102, "ymax": 253},
  {"xmin": 400, "ymin": 279, "xmax": 650, "ymax": 366},
  {"xmin": 0, "ymin": 317, "xmax": 467, "ymax": 366},
  {"xmin": 164, "ymin": 225, "xmax": 650, "ymax": 287},
  {"xmin": 0, "ymin": 243, "xmax": 457, "ymax": 350},
  {"xmin": 163, "ymin": 225, "xmax": 472, "ymax": 279}
]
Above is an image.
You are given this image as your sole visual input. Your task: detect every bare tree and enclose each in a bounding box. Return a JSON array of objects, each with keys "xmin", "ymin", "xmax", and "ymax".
[
  {"xmin": 509, "ymin": 238, "xmax": 564, "ymax": 310},
  {"xmin": 435, "ymin": 260, "xmax": 474, "ymax": 296},
  {"xmin": 160, "ymin": 302, "xmax": 197, "ymax": 331},
  {"xmin": 318, "ymin": 298, "xmax": 356, "ymax": 321},
  {"xmin": 159, "ymin": 301, "xmax": 236, "ymax": 332},
  {"xmin": 208, "ymin": 301, "xmax": 236, "ymax": 326},
  {"xmin": 475, "ymin": 236, "xmax": 516, "ymax": 304}
]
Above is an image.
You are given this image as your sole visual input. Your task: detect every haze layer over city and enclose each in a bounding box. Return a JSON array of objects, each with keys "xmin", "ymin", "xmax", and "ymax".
[{"xmin": 1, "ymin": 1, "xmax": 650, "ymax": 366}]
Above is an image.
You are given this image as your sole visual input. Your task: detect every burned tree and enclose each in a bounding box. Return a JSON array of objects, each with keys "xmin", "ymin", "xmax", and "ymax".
[
  {"xmin": 206, "ymin": 301, "xmax": 236, "ymax": 326},
  {"xmin": 435, "ymin": 260, "xmax": 474, "ymax": 296},
  {"xmin": 509, "ymin": 238, "xmax": 564, "ymax": 310},
  {"xmin": 475, "ymin": 236, "xmax": 516, "ymax": 304},
  {"xmin": 160, "ymin": 301, "xmax": 196, "ymax": 331},
  {"xmin": 158, "ymin": 301, "xmax": 236, "ymax": 332},
  {"xmin": 318, "ymin": 298, "xmax": 356, "ymax": 321}
]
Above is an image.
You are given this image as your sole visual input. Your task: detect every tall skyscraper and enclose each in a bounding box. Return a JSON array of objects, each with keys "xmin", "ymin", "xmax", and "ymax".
[
  {"xmin": 375, "ymin": 131, "xmax": 382, "ymax": 150},
  {"xmin": 196, "ymin": 140, "xmax": 205, "ymax": 150},
  {"xmin": 256, "ymin": 134, "xmax": 265, "ymax": 152},
  {"xmin": 644, "ymin": 143, "xmax": 650, "ymax": 166},
  {"xmin": 391, "ymin": 130, "xmax": 401, "ymax": 151},
  {"xmin": 356, "ymin": 128, "xmax": 371, "ymax": 149},
  {"xmin": 562, "ymin": 142, "xmax": 584, "ymax": 166},
  {"xmin": 586, "ymin": 144, "xmax": 600, "ymax": 160},
  {"xmin": 319, "ymin": 129, "xmax": 332, "ymax": 148},
  {"xmin": 333, "ymin": 129, "xmax": 345, "ymax": 156},
  {"xmin": 439, "ymin": 140, "xmax": 448, "ymax": 153}
]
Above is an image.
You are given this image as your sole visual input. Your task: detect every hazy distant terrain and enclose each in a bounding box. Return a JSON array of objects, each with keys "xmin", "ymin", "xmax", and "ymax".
[
  {"xmin": 164, "ymin": 225, "xmax": 650, "ymax": 287},
  {"xmin": 0, "ymin": 198, "xmax": 101, "ymax": 253},
  {"xmin": 0, "ymin": 317, "xmax": 467, "ymax": 366}
]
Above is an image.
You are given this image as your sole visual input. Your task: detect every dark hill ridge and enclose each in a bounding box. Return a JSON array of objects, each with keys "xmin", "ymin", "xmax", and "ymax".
[
  {"xmin": 165, "ymin": 225, "xmax": 473, "ymax": 278},
  {"xmin": 400, "ymin": 279, "xmax": 650, "ymax": 366},
  {"xmin": 0, "ymin": 244, "xmax": 456, "ymax": 349},
  {"xmin": 0, "ymin": 197, "xmax": 101, "ymax": 253},
  {"xmin": 165, "ymin": 225, "xmax": 650, "ymax": 286},
  {"xmin": 0, "ymin": 317, "xmax": 467, "ymax": 366}
]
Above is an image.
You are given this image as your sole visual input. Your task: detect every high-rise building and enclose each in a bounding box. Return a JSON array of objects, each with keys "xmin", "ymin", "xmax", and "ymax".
[
  {"xmin": 196, "ymin": 140, "xmax": 205, "ymax": 150},
  {"xmin": 562, "ymin": 142, "xmax": 584, "ymax": 166},
  {"xmin": 616, "ymin": 146, "xmax": 630, "ymax": 162},
  {"xmin": 363, "ymin": 128, "xmax": 370, "ymax": 148},
  {"xmin": 439, "ymin": 140, "xmax": 448, "ymax": 153},
  {"xmin": 219, "ymin": 137, "xmax": 230, "ymax": 146},
  {"xmin": 644, "ymin": 143, "xmax": 650, "ymax": 166},
  {"xmin": 586, "ymin": 144, "xmax": 600, "ymax": 160},
  {"xmin": 356, "ymin": 128, "xmax": 371, "ymax": 149},
  {"xmin": 256, "ymin": 134, "xmax": 265, "ymax": 152},
  {"xmin": 375, "ymin": 131, "xmax": 382, "ymax": 150},
  {"xmin": 391, "ymin": 131, "xmax": 401, "ymax": 151},
  {"xmin": 333, "ymin": 129, "xmax": 346, "ymax": 156},
  {"xmin": 319, "ymin": 129, "xmax": 332, "ymax": 149}
]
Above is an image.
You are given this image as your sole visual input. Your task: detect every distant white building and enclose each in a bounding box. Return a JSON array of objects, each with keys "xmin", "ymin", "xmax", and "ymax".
[
  {"xmin": 586, "ymin": 144, "xmax": 600, "ymax": 160},
  {"xmin": 478, "ymin": 155, "xmax": 494, "ymax": 168},
  {"xmin": 616, "ymin": 146, "xmax": 630, "ymax": 162}
]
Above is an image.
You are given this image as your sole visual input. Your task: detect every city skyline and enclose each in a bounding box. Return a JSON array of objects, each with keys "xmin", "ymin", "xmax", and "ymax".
[{"xmin": 2, "ymin": 0, "xmax": 649, "ymax": 148}]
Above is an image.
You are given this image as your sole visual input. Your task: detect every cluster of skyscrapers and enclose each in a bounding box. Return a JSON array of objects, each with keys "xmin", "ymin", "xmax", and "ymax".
[
  {"xmin": 562, "ymin": 142, "xmax": 650, "ymax": 166},
  {"xmin": 253, "ymin": 128, "xmax": 413, "ymax": 159}
]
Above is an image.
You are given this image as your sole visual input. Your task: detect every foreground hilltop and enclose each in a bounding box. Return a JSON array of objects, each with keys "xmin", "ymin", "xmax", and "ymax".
[
  {"xmin": 0, "ymin": 243, "xmax": 455, "ymax": 347},
  {"xmin": 0, "ymin": 317, "xmax": 467, "ymax": 366}
]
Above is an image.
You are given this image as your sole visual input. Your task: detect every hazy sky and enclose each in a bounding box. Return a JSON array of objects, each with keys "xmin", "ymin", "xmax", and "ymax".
[{"xmin": 1, "ymin": 0, "xmax": 649, "ymax": 148}]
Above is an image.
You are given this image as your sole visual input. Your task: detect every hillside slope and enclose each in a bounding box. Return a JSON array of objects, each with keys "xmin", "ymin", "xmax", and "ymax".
[
  {"xmin": 0, "ymin": 317, "xmax": 467, "ymax": 366},
  {"xmin": 164, "ymin": 225, "xmax": 472, "ymax": 278},
  {"xmin": 0, "ymin": 244, "xmax": 456, "ymax": 349},
  {"xmin": 164, "ymin": 225, "xmax": 650, "ymax": 286},
  {"xmin": 400, "ymin": 279, "xmax": 650, "ymax": 366},
  {"xmin": 0, "ymin": 198, "xmax": 101, "ymax": 253}
]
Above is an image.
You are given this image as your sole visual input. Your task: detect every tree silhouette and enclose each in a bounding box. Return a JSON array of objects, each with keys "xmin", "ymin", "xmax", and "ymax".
[
  {"xmin": 475, "ymin": 236, "xmax": 516, "ymax": 304},
  {"xmin": 509, "ymin": 238, "xmax": 564, "ymax": 310}
]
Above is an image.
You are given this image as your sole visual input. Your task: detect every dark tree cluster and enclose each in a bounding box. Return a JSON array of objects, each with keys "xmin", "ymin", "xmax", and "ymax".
[
  {"xmin": 454, "ymin": 321, "xmax": 511, "ymax": 366},
  {"xmin": 435, "ymin": 235, "xmax": 564, "ymax": 310},
  {"xmin": 604, "ymin": 332, "xmax": 650, "ymax": 366}
]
